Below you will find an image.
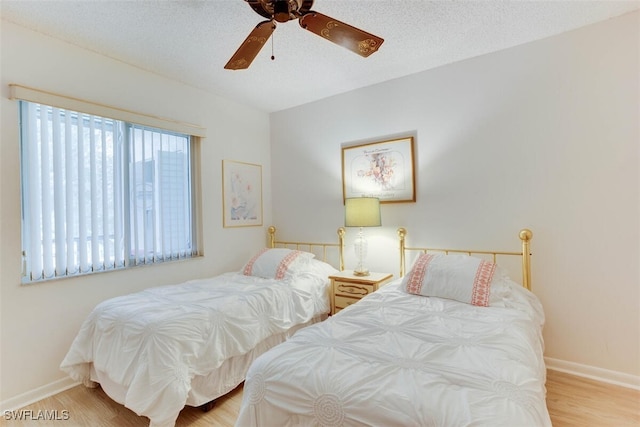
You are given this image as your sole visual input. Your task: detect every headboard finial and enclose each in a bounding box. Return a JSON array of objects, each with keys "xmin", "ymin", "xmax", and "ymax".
[
  {"xmin": 398, "ymin": 227, "xmax": 407, "ymax": 277},
  {"xmin": 337, "ymin": 227, "xmax": 346, "ymax": 271},
  {"xmin": 268, "ymin": 226, "xmax": 276, "ymax": 248},
  {"xmin": 519, "ymin": 229, "xmax": 533, "ymax": 242},
  {"xmin": 397, "ymin": 227, "xmax": 407, "ymax": 239},
  {"xmin": 519, "ymin": 229, "xmax": 533, "ymax": 291}
]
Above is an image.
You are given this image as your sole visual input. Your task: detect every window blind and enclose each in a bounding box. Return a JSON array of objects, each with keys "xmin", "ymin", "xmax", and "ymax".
[{"xmin": 19, "ymin": 98, "xmax": 197, "ymax": 282}]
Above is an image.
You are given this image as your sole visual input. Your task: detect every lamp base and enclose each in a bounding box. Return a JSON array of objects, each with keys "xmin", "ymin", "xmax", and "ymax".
[{"xmin": 353, "ymin": 268, "xmax": 370, "ymax": 277}]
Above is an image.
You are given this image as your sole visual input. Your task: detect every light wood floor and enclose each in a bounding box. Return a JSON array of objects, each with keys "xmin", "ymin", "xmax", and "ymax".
[{"xmin": 2, "ymin": 370, "xmax": 638, "ymax": 426}]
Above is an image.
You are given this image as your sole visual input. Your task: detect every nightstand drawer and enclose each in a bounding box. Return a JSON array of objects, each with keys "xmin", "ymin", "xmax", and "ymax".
[
  {"xmin": 334, "ymin": 280, "xmax": 375, "ymax": 297},
  {"xmin": 329, "ymin": 271, "xmax": 393, "ymax": 315},
  {"xmin": 334, "ymin": 295, "xmax": 363, "ymax": 311}
]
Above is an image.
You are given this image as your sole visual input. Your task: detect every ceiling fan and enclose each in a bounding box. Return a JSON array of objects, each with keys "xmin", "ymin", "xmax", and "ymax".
[{"xmin": 224, "ymin": 0, "xmax": 384, "ymax": 70}]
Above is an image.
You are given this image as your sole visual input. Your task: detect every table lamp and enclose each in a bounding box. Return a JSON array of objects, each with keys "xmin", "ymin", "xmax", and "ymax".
[{"xmin": 344, "ymin": 197, "xmax": 381, "ymax": 276}]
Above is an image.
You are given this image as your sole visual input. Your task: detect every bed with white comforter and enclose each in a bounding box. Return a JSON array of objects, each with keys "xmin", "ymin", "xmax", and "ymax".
[
  {"xmin": 236, "ymin": 273, "xmax": 551, "ymax": 427},
  {"xmin": 61, "ymin": 251, "xmax": 336, "ymax": 427}
]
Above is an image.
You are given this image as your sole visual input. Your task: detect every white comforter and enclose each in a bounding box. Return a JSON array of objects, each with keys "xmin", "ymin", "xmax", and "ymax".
[
  {"xmin": 236, "ymin": 279, "xmax": 551, "ymax": 427},
  {"xmin": 60, "ymin": 271, "xmax": 330, "ymax": 427}
]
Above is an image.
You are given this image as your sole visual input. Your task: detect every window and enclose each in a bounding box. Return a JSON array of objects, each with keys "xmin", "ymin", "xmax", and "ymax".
[{"xmin": 19, "ymin": 100, "xmax": 197, "ymax": 282}]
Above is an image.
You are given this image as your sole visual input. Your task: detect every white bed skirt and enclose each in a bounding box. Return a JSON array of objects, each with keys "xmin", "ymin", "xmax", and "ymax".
[{"xmin": 90, "ymin": 313, "xmax": 326, "ymax": 415}]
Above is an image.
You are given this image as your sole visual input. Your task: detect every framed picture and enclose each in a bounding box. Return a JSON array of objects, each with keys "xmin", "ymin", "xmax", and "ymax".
[
  {"xmin": 342, "ymin": 136, "xmax": 416, "ymax": 203},
  {"xmin": 222, "ymin": 160, "xmax": 263, "ymax": 227}
]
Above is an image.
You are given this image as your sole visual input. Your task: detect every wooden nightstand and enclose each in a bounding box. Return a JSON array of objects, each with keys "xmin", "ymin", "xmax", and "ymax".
[{"xmin": 329, "ymin": 270, "xmax": 393, "ymax": 315}]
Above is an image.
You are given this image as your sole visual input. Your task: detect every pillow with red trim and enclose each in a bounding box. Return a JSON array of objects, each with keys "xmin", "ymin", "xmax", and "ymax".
[
  {"xmin": 401, "ymin": 253, "xmax": 497, "ymax": 306},
  {"xmin": 242, "ymin": 248, "xmax": 315, "ymax": 280}
]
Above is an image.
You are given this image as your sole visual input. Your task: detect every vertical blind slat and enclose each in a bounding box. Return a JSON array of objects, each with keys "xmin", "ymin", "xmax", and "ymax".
[
  {"xmin": 151, "ymin": 131, "xmax": 158, "ymax": 262},
  {"xmin": 158, "ymin": 133, "xmax": 166, "ymax": 261},
  {"xmin": 89, "ymin": 117, "xmax": 100, "ymax": 270},
  {"xmin": 130, "ymin": 126, "xmax": 139, "ymax": 265},
  {"xmin": 182, "ymin": 139, "xmax": 190, "ymax": 256},
  {"xmin": 171, "ymin": 134, "xmax": 177, "ymax": 257},
  {"xmin": 170, "ymin": 134, "xmax": 177, "ymax": 258},
  {"xmin": 40, "ymin": 106, "xmax": 54, "ymax": 278},
  {"xmin": 165, "ymin": 135, "xmax": 173, "ymax": 258},
  {"xmin": 27, "ymin": 103, "xmax": 43, "ymax": 279},
  {"xmin": 114, "ymin": 123, "xmax": 124, "ymax": 267},
  {"xmin": 77, "ymin": 114, "xmax": 89, "ymax": 273},
  {"xmin": 52, "ymin": 108, "xmax": 66, "ymax": 276},
  {"xmin": 101, "ymin": 120, "xmax": 111, "ymax": 269},
  {"xmin": 64, "ymin": 112, "xmax": 76, "ymax": 275},
  {"xmin": 141, "ymin": 129, "xmax": 149, "ymax": 264},
  {"xmin": 178, "ymin": 135, "xmax": 186, "ymax": 257}
]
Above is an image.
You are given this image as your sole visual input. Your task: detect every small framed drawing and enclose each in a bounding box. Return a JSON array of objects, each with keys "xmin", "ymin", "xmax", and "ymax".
[
  {"xmin": 342, "ymin": 136, "xmax": 416, "ymax": 203},
  {"xmin": 222, "ymin": 160, "xmax": 263, "ymax": 227}
]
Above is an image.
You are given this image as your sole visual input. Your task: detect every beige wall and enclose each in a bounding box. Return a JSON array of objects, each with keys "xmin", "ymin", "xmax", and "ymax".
[
  {"xmin": 0, "ymin": 21, "xmax": 272, "ymax": 404},
  {"xmin": 271, "ymin": 12, "xmax": 639, "ymax": 381}
]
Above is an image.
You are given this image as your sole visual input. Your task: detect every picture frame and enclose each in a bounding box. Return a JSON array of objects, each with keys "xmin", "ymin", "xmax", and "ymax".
[
  {"xmin": 222, "ymin": 160, "xmax": 263, "ymax": 227},
  {"xmin": 342, "ymin": 136, "xmax": 416, "ymax": 203}
]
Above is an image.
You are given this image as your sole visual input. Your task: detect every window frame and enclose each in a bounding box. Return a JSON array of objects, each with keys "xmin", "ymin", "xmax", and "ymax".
[{"xmin": 12, "ymin": 85, "xmax": 205, "ymax": 283}]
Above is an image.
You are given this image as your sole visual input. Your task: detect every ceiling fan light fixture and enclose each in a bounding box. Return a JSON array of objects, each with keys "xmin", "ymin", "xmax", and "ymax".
[{"xmin": 273, "ymin": 0, "xmax": 290, "ymax": 23}]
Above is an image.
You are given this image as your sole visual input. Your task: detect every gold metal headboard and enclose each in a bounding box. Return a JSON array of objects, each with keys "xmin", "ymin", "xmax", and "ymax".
[
  {"xmin": 268, "ymin": 226, "xmax": 346, "ymax": 271},
  {"xmin": 398, "ymin": 228, "xmax": 533, "ymax": 291}
]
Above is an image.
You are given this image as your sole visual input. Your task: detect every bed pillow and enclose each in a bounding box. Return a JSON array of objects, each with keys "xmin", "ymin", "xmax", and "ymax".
[
  {"xmin": 305, "ymin": 258, "xmax": 339, "ymax": 277},
  {"xmin": 401, "ymin": 253, "xmax": 497, "ymax": 306},
  {"xmin": 242, "ymin": 248, "xmax": 315, "ymax": 280}
]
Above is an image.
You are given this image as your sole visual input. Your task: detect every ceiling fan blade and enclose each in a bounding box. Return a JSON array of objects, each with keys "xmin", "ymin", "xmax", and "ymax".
[
  {"xmin": 298, "ymin": 11, "xmax": 383, "ymax": 58},
  {"xmin": 224, "ymin": 20, "xmax": 276, "ymax": 70}
]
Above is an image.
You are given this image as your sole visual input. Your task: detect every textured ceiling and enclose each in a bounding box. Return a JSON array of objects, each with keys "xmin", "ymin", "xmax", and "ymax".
[{"xmin": 1, "ymin": 1, "xmax": 638, "ymax": 113}]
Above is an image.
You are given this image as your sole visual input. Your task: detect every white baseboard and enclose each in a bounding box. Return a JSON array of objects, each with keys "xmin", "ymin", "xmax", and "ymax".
[
  {"xmin": 545, "ymin": 357, "xmax": 640, "ymax": 390},
  {"xmin": 0, "ymin": 377, "xmax": 79, "ymax": 412}
]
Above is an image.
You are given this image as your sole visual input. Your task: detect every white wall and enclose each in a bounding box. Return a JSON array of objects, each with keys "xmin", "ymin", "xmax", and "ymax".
[
  {"xmin": 0, "ymin": 21, "xmax": 272, "ymax": 403},
  {"xmin": 271, "ymin": 12, "xmax": 639, "ymax": 380},
  {"xmin": 1, "ymin": 9, "xmax": 638, "ymax": 408}
]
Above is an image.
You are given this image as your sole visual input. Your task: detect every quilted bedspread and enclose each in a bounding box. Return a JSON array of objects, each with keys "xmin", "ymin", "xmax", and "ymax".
[
  {"xmin": 60, "ymin": 271, "xmax": 329, "ymax": 427},
  {"xmin": 236, "ymin": 278, "xmax": 551, "ymax": 427}
]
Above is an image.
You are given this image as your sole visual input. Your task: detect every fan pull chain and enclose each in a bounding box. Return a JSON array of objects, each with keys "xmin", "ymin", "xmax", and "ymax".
[{"xmin": 271, "ymin": 31, "xmax": 275, "ymax": 61}]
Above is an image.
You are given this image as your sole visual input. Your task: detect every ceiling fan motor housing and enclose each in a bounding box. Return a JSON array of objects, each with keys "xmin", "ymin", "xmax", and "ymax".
[
  {"xmin": 249, "ymin": 0, "xmax": 314, "ymax": 22},
  {"xmin": 273, "ymin": 0, "xmax": 291, "ymax": 22}
]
